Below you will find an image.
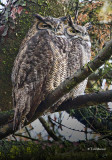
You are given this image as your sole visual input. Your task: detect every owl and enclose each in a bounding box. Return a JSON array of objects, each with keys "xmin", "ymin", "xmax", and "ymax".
[{"xmin": 11, "ymin": 14, "xmax": 91, "ymax": 130}]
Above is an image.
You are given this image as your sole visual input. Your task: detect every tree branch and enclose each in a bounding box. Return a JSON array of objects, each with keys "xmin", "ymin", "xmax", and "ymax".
[
  {"xmin": 0, "ymin": 39, "xmax": 112, "ymax": 139},
  {"xmin": 74, "ymin": 0, "xmax": 79, "ymax": 23},
  {"xmin": 39, "ymin": 117, "xmax": 61, "ymax": 141},
  {"xmin": 56, "ymin": 90, "xmax": 112, "ymax": 112},
  {"xmin": 0, "ymin": 89, "xmax": 112, "ymax": 140}
]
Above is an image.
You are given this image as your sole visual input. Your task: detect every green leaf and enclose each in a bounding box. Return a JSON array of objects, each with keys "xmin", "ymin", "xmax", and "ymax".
[{"xmin": 97, "ymin": 118, "xmax": 101, "ymax": 123}]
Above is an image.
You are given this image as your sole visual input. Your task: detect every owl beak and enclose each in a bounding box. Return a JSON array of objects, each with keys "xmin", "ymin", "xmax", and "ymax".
[
  {"xmin": 52, "ymin": 28, "xmax": 57, "ymax": 34},
  {"xmin": 54, "ymin": 28, "xmax": 62, "ymax": 35},
  {"xmin": 54, "ymin": 28, "xmax": 57, "ymax": 32}
]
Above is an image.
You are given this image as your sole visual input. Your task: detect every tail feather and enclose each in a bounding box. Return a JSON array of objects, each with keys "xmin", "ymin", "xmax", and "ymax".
[{"xmin": 13, "ymin": 92, "xmax": 31, "ymax": 131}]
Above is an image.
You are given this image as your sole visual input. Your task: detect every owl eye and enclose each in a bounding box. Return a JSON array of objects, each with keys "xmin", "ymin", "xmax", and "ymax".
[
  {"xmin": 70, "ymin": 28, "xmax": 80, "ymax": 33},
  {"xmin": 37, "ymin": 22, "xmax": 52, "ymax": 30},
  {"xmin": 73, "ymin": 29, "xmax": 80, "ymax": 33},
  {"xmin": 43, "ymin": 24, "xmax": 52, "ymax": 28}
]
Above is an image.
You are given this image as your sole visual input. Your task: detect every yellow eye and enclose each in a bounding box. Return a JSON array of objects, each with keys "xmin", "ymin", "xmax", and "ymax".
[
  {"xmin": 43, "ymin": 24, "xmax": 52, "ymax": 28},
  {"xmin": 70, "ymin": 28, "xmax": 74, "ymax": 33},
  {"xmin": 69, "ymin": 28, "xmax": 80, "ymax": 33},
  {"xmin": 37, "ymin": 22, "xmax": 52, "ymax": 29},
  {"xmin": 43, "ymin": 24, "xmax": 48, "ymax": 27},
  {"xmin": 68, "ymin": 28, "xmax": 74, "ymax": 33}
]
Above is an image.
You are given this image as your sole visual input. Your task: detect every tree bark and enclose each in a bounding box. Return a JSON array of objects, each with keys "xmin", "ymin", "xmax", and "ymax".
[{"xmin": 56, "ymin": 90, "xmax": 112, "ymax": 112}]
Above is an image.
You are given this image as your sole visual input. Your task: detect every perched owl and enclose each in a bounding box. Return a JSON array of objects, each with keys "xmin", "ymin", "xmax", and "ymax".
[{"xmin": 12, "ymin": 14, "xmax": 91, "ymax": 130}]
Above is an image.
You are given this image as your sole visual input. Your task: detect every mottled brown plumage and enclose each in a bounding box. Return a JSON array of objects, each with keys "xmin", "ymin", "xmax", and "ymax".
[{"xmin": 12, "ymin": 14, "xmax": 91, "ymax": 129}]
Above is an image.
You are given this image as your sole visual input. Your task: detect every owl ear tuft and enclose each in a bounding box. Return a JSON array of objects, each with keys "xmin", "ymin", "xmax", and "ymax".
[
  {"xmin": 68, "ymin": 15, "xmax": 74, "ymax": 28},
  {"xmin": 34, "ymin": 14, "xmax": 45, "ymax": 22},
  {"xmin": 85, "ymin": 22, "xmax": 92, "ymax": 30}
]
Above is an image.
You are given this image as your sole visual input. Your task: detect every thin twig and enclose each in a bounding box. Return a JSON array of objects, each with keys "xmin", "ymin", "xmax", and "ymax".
[
  {"xmin": 14, "ymin": 133, "xmax": 40, "ymax": 141},
  {"xmin": 25, "ymin": 126, "xmax": 31, "ymax": 138},
  {"xmin": 74, "ymin": 0, "xmax": 79, "ymax": 23},
  {"xmin": 49, "ymin": 117, "xmax": 95, "ymax": 134}
]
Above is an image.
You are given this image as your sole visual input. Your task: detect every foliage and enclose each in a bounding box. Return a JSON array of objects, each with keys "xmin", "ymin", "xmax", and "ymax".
[
  {"xmin": 0, "ymin": 139, "xmax": 112, "ymax": 160},
  {"xmin": 0, "ymin": 0, "xmax": 26, "ymax": 37},
  {"xmin": 68, "ymin": 105, "xmax": 112, "ymax": 134}
]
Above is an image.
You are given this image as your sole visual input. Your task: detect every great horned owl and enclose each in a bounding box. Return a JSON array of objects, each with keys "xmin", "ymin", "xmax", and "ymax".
[{"xmin": 11, "ymin": 14, "xmax": 91, "ymax": 129}]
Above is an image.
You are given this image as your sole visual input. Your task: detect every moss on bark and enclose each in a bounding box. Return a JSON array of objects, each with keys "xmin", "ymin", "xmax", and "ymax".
[{"xmin": 0, "ymin": 139, "xmax": 112, "ymax": 160}]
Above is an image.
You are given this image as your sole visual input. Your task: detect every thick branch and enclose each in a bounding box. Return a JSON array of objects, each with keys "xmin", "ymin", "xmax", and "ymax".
[
  {"xmin": 0, "ymin": 89, "xmax": 112, "ymax": 140},
  {"xmin": 56, "ymin": 90, "xmax": 112, "ymax": 112}
]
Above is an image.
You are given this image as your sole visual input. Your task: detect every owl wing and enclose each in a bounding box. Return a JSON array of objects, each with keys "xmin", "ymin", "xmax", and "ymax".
[{"xmin": 12, "ymin": 31, "xmax": 54, "ymax": 129}]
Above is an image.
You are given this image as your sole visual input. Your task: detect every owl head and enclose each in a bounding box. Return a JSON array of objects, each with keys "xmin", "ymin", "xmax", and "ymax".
[
  {"xmin": 34, "ymin": 14, "xmax": 91, "ymax": 41},
  {"xmin": 65, "ymin": 15, "xmax": 91, "ymax": 41},
  {"xmin": 34, "ymin": 14, "xmax": 67, "ymax": 35}
]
